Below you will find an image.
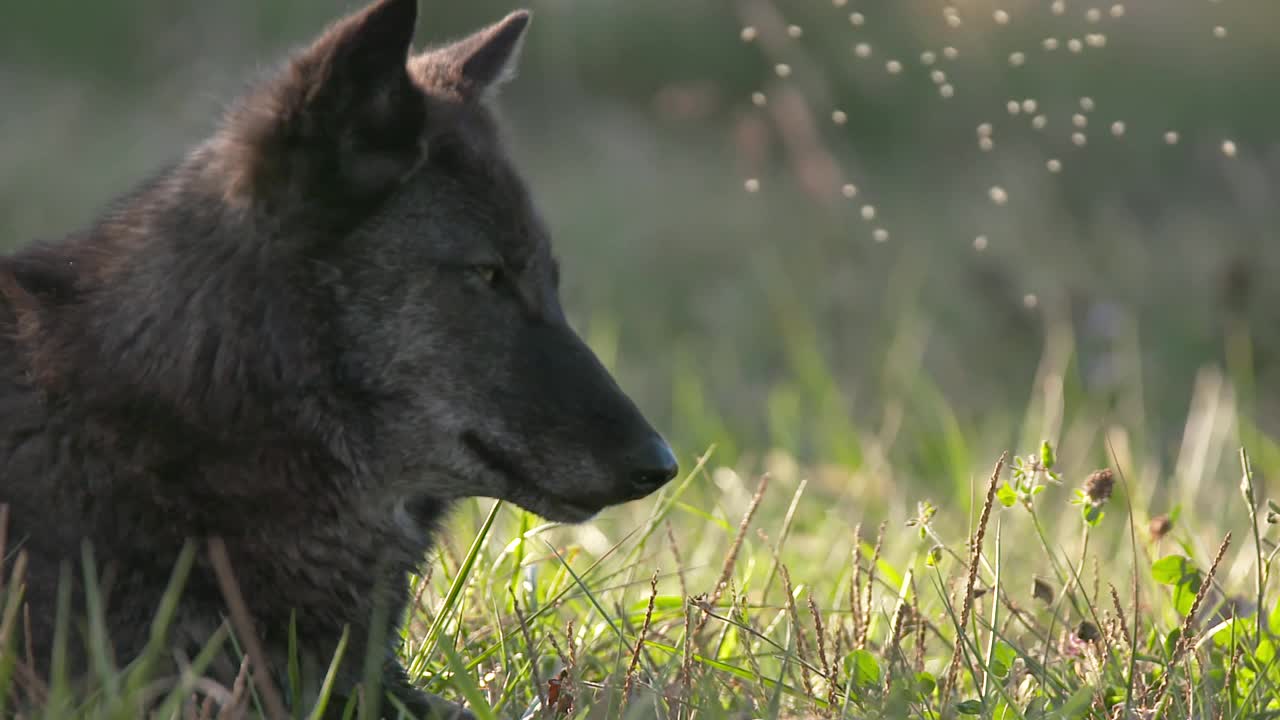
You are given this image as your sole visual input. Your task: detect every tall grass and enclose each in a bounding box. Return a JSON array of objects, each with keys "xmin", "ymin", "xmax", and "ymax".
[{"xmin": 4, "ymin": 327, "xmax": 1279, "ymax": 719}]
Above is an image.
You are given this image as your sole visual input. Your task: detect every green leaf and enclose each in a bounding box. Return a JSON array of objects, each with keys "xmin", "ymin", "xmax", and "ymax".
[
  {"xmin": 915, "ymin": 672, "xmax": 936, "ymax": 697},
  {"xmin": 992, "ymin": 641, "xmax": 1016, "ymax": 672},
  {"xmin": 1040, "ymin": 441, "xmax": 1056, "ymax": 469},
  {"xmin": 1083, "ymin": 504, "xmax": 1105, "ymax": 526},
  {"xmin": 1256, "ymin": 636, "xmax": 1276, "ymax": 665},
  {"xmin": 996, "ymin": 483, "xmax": 1018, "ymax": 508},
  {"xmin": 1030, "ymin": 484, "xmax": 1046, "ymax": 496},
  {"xmin": 1164, "ymin": 628, "xmax": 1182, "ymax": 656},
  {"xmin": 1151, "ymin": 555, "xmax": 1191, "ymax": 585},
  {"xmin": 1173, "ymin": 576, "xmax": 1200, "ymax": 617},
  {"xmin": 956, "ymin": 699, "xmax": 983, "ymax": 715},
  {"xmin": 926, "ymin": 545, "xmax": 943, "ymax": 567},
  {"xmin": 845, "ymin": 650, "xmax": 881, "ymax": 689},
  {"xmin": 990, "ymin": 661, "xmax": 1008, "ymax": 678}
]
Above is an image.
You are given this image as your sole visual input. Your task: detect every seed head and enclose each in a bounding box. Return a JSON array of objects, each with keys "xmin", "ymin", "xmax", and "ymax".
[
  {"xmin": 1149, "ymin": 514, "xmax": 1172, "ymax": 540},
  {"xmin": 1083, "ymin": 468, "xmax": 1115, "ymax": 505}
]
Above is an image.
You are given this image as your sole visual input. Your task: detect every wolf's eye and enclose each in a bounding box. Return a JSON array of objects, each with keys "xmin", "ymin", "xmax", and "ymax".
[{"xmin": 471, "ymin": 264, "xmax": 503, "ymax": 287}]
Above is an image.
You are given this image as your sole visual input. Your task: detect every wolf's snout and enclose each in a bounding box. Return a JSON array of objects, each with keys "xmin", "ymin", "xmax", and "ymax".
[{"xmin": 624, "ymin": 435, "xmax": 679, "ymax": 494}]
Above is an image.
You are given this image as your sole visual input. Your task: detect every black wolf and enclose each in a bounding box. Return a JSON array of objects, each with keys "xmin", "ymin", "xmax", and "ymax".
[{"xmin": 0, "ymin": 0, "xmax": 677, "ymax": 716}]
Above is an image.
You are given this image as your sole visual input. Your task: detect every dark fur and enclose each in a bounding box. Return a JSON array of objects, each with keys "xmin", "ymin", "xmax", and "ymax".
[{"xmin": 0, "ymin": 1, "xmax": 677, "ymax": 717}]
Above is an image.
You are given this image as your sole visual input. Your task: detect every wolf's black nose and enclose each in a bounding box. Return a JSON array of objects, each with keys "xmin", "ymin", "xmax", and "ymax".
[{"xmin": 627, "ymin": 436, "xmax": 679, "ymax": 493}]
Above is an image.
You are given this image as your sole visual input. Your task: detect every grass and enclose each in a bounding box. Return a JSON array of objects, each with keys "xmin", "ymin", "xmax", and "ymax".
[{"xmin": 4, "ymin": 328, "xmax": 1280, "ymax": 719}]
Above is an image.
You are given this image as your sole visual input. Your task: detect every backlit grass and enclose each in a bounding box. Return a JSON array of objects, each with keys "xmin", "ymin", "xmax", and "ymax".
[{"xmin": 4, "ymin": 332, "xmax": 1280, "ymax": 718}]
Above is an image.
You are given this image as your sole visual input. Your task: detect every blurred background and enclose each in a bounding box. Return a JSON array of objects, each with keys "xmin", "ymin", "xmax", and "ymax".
[{"xmin": 3, "ymin": 0, "xmax": 1279, "ymax": 521}]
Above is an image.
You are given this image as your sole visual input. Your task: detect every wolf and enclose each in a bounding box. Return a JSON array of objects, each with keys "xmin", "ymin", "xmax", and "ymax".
[{"xmin": 0, "ymin": 0, "xmax": 678, "ymax": 716}]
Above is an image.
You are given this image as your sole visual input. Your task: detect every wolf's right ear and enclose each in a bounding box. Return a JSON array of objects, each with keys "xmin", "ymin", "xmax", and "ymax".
[{"xmin": 216, "ymin": 0, "xmax": 426, "ymax": 216}]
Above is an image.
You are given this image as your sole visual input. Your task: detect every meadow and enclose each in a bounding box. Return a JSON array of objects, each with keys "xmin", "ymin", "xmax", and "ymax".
[
  {"xmin": 4, "ymin": 0, "xmax": 1280, "ymax": 717},
  {"xmin": 5, "ymin": 356, "xmax": 1280, "ymax": 719}
]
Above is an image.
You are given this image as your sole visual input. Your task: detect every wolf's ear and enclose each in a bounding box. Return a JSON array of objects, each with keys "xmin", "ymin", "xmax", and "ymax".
[
  {"xmin": 218, "ymin": 0, "xmax": 425, "ymax": 213},
  {"xmin": 411, "ymin": 10, "xmax": 531, "ymax": 101}
]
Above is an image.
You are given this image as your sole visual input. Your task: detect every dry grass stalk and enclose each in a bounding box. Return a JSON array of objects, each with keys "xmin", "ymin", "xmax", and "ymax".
[
  {"xmin": 883, "ymin": 586, "xmax": 910, "ymax": 695},
  {"xmin": 1147, "ymin": 532, "xmax": 1231, "ymax": 706},
  {"xmin": 943, "ymin": 452, "xmax": 1007, "ymax": 702},
  {"xmin": 510, "ymin": 594, "xmax": 544, "ymax": 709},
  {"xmin": 214, "ymin": 655, "xmax": 252, "ymax": 720},
  {"xmin": 622, "ymin": 571, "xmax": 660, "ymax": 706},
  {"xmin": 850, "ymin": 523, "xmax": 864, "ymax": 648},
  {"xmin": 696, "ymin": 474, "xmax": 770, "ymax": 635},
  {"xmin": 806, "ymin": 595, "xmax": 836, "ymax": 707},
  {"xmin": 206, "ymin": 538, "xmax": 288, "ymax": 720},
  {"xmin": 859, "ymin": 521, "xmax": 887, "ymax": 648},
  {"xmin": 1109, "ymin": 583, "xmax": 1131, "ymax": 648},
  {"xmin": 666, "ymin": 522, "xmax": 689, "ymax": 600},
  {"xmin": 679, "ymin": 598, "xmax": 696, "ymax": 720},
  {"xmin": 1216, "ymin": 646, "xmax": 1241, "ymax": 720},
  {"xmin": 779, "ymin": 565, "xmax": 814, "ymax": 697}
]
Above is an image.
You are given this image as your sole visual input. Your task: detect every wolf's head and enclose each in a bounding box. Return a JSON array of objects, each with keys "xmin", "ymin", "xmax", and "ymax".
[{"xmin": 196, "ymin": 0, "xmax": 677, "ymax": 522}]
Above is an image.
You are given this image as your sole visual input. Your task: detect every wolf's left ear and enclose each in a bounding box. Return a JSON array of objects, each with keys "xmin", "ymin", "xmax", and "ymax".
[
  {"xmin": 217, "ymin": 0, "xmax": 424, "ymax": 213},
  {"xmin": 411, "ymin": 10, "xmax": 531, "ymax": 100}
]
